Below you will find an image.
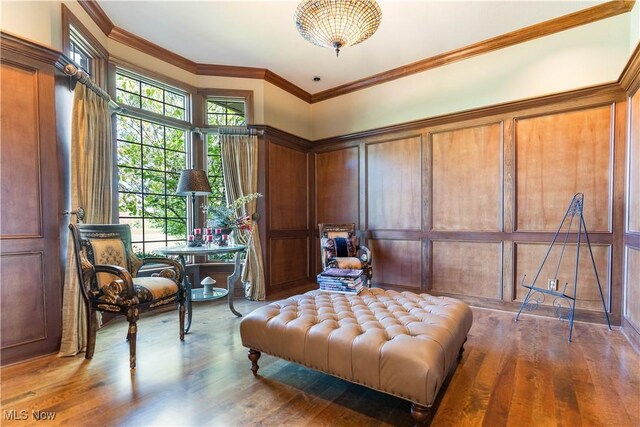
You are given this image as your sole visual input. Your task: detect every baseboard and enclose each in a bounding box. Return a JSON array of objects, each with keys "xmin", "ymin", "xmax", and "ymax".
[{"xmin": 621, "ymin": 317, "xmax": 640, "ymax": 352}]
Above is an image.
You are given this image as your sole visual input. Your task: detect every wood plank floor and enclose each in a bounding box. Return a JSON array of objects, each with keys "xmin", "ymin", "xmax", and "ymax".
[{"xmin": 2, "ymin": 294, "xmax": 639, "ymax": 426}]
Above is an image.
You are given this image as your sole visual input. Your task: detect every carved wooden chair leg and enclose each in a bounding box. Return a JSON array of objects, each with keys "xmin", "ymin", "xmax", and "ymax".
[
  {"xmin": 179, "ymin": 301, "xmax": 185, "ymax": 341},
  {"xmin": 85, "ymin": 308, "xmax": 97, "ymax": 360},
  {"xmin": 410, "ymin": 403, "xmax": 432, "ymax": 425},
  {"xmin": 248, "ymin": 349, "xmax": 261, "ymax": 376},
  {"xmin": 127, "ymin": 320, "xmax": 137, "ymax": 369}
]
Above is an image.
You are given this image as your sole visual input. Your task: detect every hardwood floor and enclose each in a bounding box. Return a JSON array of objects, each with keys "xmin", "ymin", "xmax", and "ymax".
[{"xmin": 1, "ymin": 294, "xmax": 639, "ymax": 426}]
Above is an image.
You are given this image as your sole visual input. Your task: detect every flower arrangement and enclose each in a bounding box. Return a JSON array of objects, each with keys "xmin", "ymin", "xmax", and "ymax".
[{"xmin": 202, "ymin": 193, "xmax": 262, "ymax": 232}]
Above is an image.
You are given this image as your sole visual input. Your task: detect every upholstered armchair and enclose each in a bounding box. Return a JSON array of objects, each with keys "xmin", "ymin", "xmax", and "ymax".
[
  {"xmin": 68, "ymin": 224, "xmax": 185, "ymax": 369},
  {"xmin": 318, "ymin": 223, "xmax": 372, "ymax": 286}
]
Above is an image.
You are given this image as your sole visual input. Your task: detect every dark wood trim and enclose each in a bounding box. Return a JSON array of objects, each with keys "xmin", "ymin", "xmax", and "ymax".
[
  {"xmin": 76, "ymin": 1, "xmax": 633, "ymax": 105},
  {"xmin": 0, "ymin": 31, "xmax": 65, "ymax": 70},
  {"xmin": 77, "ymin": 0, "xmax": 114, "ymax": 36},
  {"xmin": 622, "ymin": 316, "xmax": 640, "ymax": 350},
  {"xmin": 312, "ymin": 83, "xmax": 625, "ymax": 147},
  {"xmin": 311, "ymin": 1, "xmax": 635, "ymax": 103},
  {"xmin": 264, "ymin": 70, "xmax": 313, "ymax": 103},
  {"xmin": 195, "ymin": 63, "xmax": 265, "ymax": 79},
  {"xmin": 259, "ymin": 126, "xmax": 313, "ymax": 150},
  {"xmin": 109, "ymin": 27, "xmax": 198, "ymax": 74},
  {"xmin": 620, "ymin": 41, "xmax": 640, "ymax": 94}
]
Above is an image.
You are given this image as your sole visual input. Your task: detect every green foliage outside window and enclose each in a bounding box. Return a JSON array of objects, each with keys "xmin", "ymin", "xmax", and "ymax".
[{"xmin": 115, "ymin": 70, "xmax": 189, "ymax": 254}]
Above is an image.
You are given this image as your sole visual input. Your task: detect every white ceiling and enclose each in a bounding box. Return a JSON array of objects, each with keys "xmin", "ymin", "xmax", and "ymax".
[{"xmin": 97, "ymin": 0, "xmax": 605, "ymax": 94}]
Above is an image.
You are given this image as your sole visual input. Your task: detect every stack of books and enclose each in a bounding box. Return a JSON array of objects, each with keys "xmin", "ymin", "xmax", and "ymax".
[{"xmin": 317, "ymin": 268, "xmax": 364, "ymax": 294}]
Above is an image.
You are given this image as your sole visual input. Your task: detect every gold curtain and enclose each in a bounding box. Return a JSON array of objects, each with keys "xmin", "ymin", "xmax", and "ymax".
[
  {"xmin": 220, "ymin": 134, "xmax": 265, "ymax": 300},
  {"xmin": 59, "ymin": 84, "xmax": 114, "ymax": 356}
]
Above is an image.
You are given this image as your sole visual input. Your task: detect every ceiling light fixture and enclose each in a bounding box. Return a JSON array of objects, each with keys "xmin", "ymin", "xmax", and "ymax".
[{"xmin": 294, "ymin": 0, "xmax": 382, "ymax": 57}]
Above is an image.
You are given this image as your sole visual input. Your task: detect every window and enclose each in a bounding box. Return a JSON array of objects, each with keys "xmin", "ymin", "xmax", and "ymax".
[
  {"xmin": 204, "ymin": 96, "xmax": 248, "ymax": 261},
  {"xmin": 69, "ymin": 27, "xmax": 91, "ymax": 75},
  {"xmin": 205, "ymin": 97, "xmax": 247, "ymax": 209},
  {"xmin": 61, "ymin": 5, "xmax": 108, "ymax": 87},
  {"xmin": 116, "ymin": 71, "xmax": 186, "ymax": 120},
  {"xmin": 115, "ymin": 70, "xmax": 190, "ymax": 255}
]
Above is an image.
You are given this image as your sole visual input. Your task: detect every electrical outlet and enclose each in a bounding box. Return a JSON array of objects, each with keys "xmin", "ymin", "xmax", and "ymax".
[{"xmin": 548, "ymin": 279, "xmax": 558, "ymax": 291}]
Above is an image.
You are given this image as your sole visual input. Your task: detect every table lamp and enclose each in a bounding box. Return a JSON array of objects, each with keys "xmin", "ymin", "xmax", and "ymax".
[{"xmin": 176, "ymin": 168, "xmax": 212, "ymax": 233}]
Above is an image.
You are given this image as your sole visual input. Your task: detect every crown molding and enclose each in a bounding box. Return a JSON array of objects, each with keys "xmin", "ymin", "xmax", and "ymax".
[
  {"xmin": 264, "ymin": 70, "xmax": 313, "ymax": 103},
  {"xmin": 311, "ymin": 0, "xmax": 635, "ymax": 103},
  {"xmin": 619, "ymin": 42, "xmax": 640, "ymax": 94},
  {"xmin": 76, "ymin": 1, "xmax": 633, "ymax": 105},
  {"xmin": 196, "ymin": 63, "xmax": 265, "ymax": 79},
  {"xmin": 109, "ymin": 26, "xmax": 198, "ymax": 74},
  {"xmin": 77, "ymin": 0, "xmax": 113, "ymax": 36}
]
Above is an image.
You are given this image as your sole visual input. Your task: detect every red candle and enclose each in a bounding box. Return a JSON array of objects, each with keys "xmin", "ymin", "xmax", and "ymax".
[
  {"xmin": 188, "ymin": 234, "xmax": 194, "ymax": 241},
  {"xmin": 206, "ymin": 235, "xmax": 213, "ymax": 242},
  {"xmin": 222, "ymin": 234, "xmax": 229, "ymax": 240},
  {"xmin": 215, "ymin": 228, "xmax": 221, "ymax": 234},
  {"xmin": 194, "ymin": 228, "xmax": 202, "ymax": 235},
  {"xmin": 205, "ymin": 228, "xmax": 212, "ymax": 235}
]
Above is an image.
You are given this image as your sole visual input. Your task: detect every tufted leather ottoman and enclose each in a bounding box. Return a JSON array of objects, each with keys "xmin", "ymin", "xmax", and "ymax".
[{"xmin": 240, "ymin": 288, "xmax": 473, "ymax": 423}]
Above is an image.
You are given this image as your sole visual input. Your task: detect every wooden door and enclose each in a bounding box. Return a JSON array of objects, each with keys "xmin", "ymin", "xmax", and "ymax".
[{"xmin": 1, "ymin": 40, "xmax": 65, "ymax": 365}]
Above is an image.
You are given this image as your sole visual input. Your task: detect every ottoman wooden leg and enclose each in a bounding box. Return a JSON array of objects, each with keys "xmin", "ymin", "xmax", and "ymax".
[
  {"xmin": 248, "ymin": 349, "xmax": 261, "ymax": 376},
  {"xmin": 410, "ymin": 403, "xmax": 431, "ymax": 425}
]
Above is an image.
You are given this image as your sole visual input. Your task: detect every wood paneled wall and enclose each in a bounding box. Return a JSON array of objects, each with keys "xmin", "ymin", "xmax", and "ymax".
[
  {"xmin": 261, "ymin": 129, "xmax": 313, "ymax": 295},
  {"xmin": 624, "ymin": 86, "xmax": 640, "ymax": 343},
  {"xmin": 0, "ymin": 35, "xmax": 68, "ymax": 364},
  {"xmin": 313, "ymin": 88, "xmax": 629, "ymax": 325}
]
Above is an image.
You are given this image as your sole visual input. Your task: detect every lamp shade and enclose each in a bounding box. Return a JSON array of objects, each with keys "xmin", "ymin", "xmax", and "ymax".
[
  {"xmin": 176, "ymin": 169, "xmax": 212, "ymax": 196},
  {"xmin": 294, "ymin": 0, "xmax": 382, "ymax": 56}
]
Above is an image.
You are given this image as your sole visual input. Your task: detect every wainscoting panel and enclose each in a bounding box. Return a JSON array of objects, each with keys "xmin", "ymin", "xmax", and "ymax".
[
  {"xmin": 269, "ymin": 237, "xmax": 309, "ymax": 288},
  {"xmin": 431, "ymin": 241, "xmax": 503, "ymax": 299},
  {"xmin": 625, "ymin": 247, "xmax": 640, "ymax": 332},
  {"xmin": 315, "ymin": 147, "xmax": 359, "ymax": 224},
  {"xmin": 0, "ymin": 38, "xmax": 65, "ymax": 365},
  {"xmin": 514, "ymin": 242, "xmax": 611, "ymax": 312},
  {"xmin": 0, "ymin": 62, "xmax": 42, "ymax": 238},
  {"xmin": 366, "ymin": 136, "xmax": 422, "ymax": 231},
  {"xmin": 0, "ymin": 253, "xmax": 46, "ymax": 348},
  {"xmin": 431, "ymin": 123, "xmax": 503, "ymax": 231},
  {"xmin": 368, "ymin": 239, "xmax": 422, "ymax": 289},
  {"xmin": 629, "ymin": 91, "xmax": 640, "ymax": 233},
  {"xmin": 268, "ymin": 143, "xmax": 308, "ymax": 231},
  {"xmin": 515, "ymin": 105, "xmax": 613, "ymax": 232}
]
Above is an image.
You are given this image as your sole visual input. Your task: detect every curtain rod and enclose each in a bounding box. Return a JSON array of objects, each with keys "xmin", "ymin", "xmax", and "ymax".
[
  {"xmin": 63, "ymin": 63, "xmax": 121, "ymax": 111},
  {"xmin": 217, "ymin": 126, "xmax": 264, "ymax": 136}
]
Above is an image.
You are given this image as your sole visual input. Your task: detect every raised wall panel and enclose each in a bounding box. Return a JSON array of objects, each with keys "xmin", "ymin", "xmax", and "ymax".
[
  {"xmin": 431, "ymin": 241, "xmax": 502, "ymax": 298},
  {"xmin": 0, "ymin": 63, "xmax": 42, "ymax": 238},
  {"xmin": 316, "ymin": 147, "xmax": 359, "ymax": 224},
  {"xmin": 368, "ymin": 239, "xmax": 422, "ymax": 289},
  {"xmin": 514, "ymin": 242, "xmax": 611, "ymax": 312},
  {"xmin": 1, "ymin": 253, "xmax": 46, "ymax": 348},
  {"xmin": 269, "ymin": 143, "xmax": 308, "ymax": 230},
  {"xmin": 269, "ymin": 238, "xmax": 308, "ymax": 287},
  {"xmin": 515, "ymin": 106, "xmax": 612, "ymax": 232},
  {"xmin": 366, "ymin": 137, "xmax": 422, "ymax": 230},
  {"xmin": 432, "ymin": 123, "xmax": 502, "ymax": 231},
  {"xmin": 625, "ymin": 247, "xmax": 640, "ymax": 331},
  {"xmin": 629, "ymin": 92, "xmax": 640, "ymax": 233}
]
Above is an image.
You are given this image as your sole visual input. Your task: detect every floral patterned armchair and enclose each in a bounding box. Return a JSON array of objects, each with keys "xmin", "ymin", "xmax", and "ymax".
[
  {"xmin": 319, "ymin": 223, "xmax": 372, "ymax": 286},
  {"xmin": 68, "ymin": 223, "xmax": 185, "ymax": 369}
]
